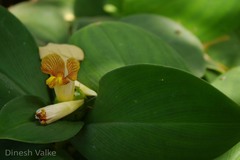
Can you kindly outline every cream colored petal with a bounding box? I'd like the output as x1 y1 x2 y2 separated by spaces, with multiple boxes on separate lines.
55 81 75 102
75 81 97 97
39 43 84 60
35 99 84 124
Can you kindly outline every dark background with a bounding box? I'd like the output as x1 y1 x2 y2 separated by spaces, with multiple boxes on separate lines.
0 0 28 7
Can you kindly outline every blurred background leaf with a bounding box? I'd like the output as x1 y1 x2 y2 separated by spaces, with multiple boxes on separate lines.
103 0 240 42
74 0 107 17
121 14 206 77
206 29 240 70
9 0 74 45
212 66 240 105
70 21 189 91
72 64 240 160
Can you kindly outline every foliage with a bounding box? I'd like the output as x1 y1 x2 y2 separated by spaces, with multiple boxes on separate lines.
1 0 240 159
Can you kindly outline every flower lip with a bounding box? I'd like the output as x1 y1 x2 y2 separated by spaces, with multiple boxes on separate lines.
41 53 65 77
66 58 80 81
41 53 80 89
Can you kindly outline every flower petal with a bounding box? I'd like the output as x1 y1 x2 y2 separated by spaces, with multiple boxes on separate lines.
66 58 80 81
75 81 97 97
55 81 75 102
41 53 65 76
46 75 69 88
39 43 84 61
35 99 84 124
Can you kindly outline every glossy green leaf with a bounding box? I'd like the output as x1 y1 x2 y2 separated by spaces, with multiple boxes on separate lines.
74 0 107 17
105 0 240 41
0 96 83 143
121 14 206 77
212 67 240 105
72 64 240 160
0 6 50 106
9 1 69 45
215 142 240 160
70 21 189 91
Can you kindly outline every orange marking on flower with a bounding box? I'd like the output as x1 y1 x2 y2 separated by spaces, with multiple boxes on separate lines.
41 53 65 76
41 53 80 90
66 58 80 81
41 53 71 88
35 109 47 125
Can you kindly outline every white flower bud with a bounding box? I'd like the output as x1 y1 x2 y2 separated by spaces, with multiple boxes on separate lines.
35 99 84 125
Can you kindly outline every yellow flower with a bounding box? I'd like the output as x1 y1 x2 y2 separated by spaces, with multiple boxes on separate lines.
40 43 84 102
35 43 97 125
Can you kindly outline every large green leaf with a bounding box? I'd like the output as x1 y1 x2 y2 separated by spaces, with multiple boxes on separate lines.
212 67 240 105
105 0 240 41
70 21 189 91
0 6 50 106
121 14 206 77
0 96 83 143
72 64 240 160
